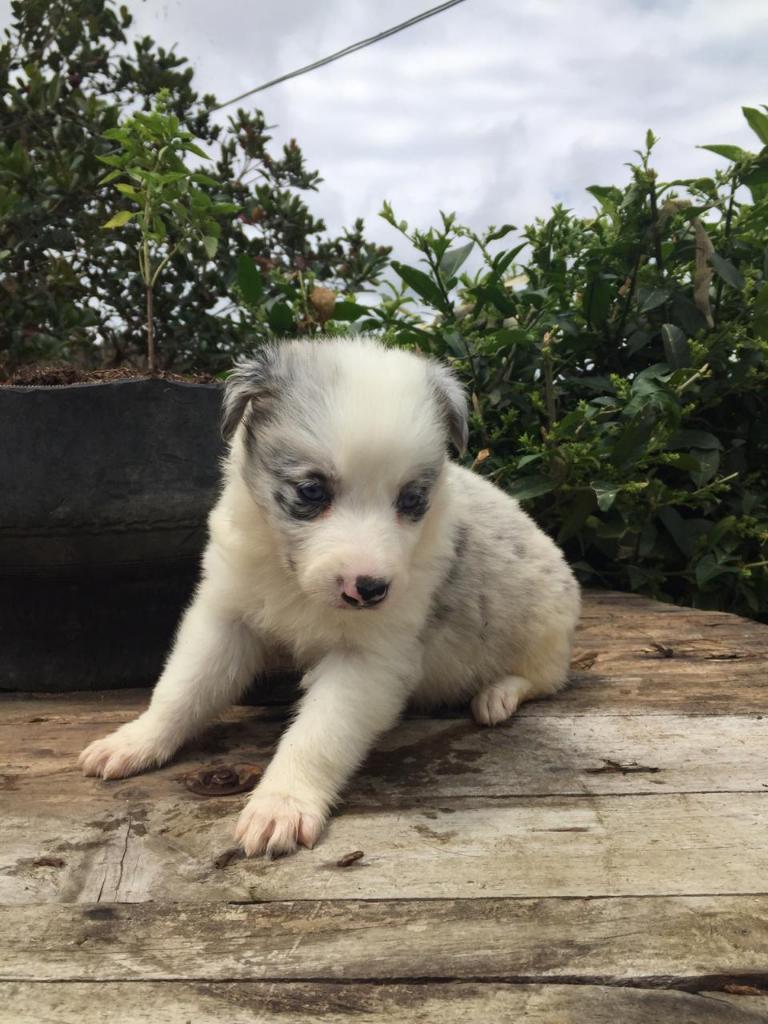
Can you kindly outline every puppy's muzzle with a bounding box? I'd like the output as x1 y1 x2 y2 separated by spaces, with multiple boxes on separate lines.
341 575 390 609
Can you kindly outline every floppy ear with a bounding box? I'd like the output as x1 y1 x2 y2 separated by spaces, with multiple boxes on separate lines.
427 359 469 455
221 347 279 441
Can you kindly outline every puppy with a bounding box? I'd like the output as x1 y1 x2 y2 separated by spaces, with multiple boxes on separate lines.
79 337 580 857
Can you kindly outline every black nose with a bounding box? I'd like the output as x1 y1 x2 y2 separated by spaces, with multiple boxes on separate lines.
356 576 390 605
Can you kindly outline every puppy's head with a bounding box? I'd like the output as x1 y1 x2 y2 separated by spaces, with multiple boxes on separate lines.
222 338 467 611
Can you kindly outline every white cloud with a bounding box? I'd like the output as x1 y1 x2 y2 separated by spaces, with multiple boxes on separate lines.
3 0 766 262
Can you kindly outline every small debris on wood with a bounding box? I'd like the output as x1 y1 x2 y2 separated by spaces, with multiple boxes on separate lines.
723 983 765 996
32 856 66 868
585 758 661 775
570 650 599 670
184 763 263 797
213 846 245 869
336 850 365 867
647 641 674 658
28 716 49 723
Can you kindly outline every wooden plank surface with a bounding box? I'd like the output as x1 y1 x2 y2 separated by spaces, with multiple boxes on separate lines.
2 895 767 983
1 982 766 1024
2 791 767 904
3 712 768 800
1 591 767 1020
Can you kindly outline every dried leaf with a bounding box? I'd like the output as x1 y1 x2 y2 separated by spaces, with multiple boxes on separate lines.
693 218 715 328
309 286 336 322
337 850 365 867
585 759 661 775
723 983 765 996
571 650 599 670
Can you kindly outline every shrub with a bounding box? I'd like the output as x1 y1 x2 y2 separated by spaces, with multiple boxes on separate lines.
0 0 388 373
373 118 768 619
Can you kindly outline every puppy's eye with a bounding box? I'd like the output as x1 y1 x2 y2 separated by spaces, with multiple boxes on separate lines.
296 480 329 505
397 487 427 517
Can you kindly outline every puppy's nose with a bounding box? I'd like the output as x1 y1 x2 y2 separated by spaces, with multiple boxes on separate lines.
355 576 390 605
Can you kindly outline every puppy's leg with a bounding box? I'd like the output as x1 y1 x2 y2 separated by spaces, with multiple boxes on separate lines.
235 649 417 858
471 622 575 727
78 583 262 779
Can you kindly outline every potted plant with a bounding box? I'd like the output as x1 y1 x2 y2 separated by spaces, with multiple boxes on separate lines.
0 86 238 690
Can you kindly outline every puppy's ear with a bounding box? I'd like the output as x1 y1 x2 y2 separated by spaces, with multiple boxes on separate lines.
428 359 469 455
221 347 279 441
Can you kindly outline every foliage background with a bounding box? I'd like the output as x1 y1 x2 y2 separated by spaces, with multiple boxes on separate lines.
1 0 766 619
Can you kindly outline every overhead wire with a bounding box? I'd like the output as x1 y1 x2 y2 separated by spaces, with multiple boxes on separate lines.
210 0 469 111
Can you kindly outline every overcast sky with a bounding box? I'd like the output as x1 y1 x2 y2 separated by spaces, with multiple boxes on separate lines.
6 0 768 261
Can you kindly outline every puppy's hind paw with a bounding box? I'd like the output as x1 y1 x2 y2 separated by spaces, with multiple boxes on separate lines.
471 675 533 727
235 791 325 859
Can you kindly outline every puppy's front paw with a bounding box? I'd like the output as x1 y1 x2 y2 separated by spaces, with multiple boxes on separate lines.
235 790 325 859
78 719 171 779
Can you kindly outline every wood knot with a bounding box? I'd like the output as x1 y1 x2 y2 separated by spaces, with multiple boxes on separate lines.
184 763 264 797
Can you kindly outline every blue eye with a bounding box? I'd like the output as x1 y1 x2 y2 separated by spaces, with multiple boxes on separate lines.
296 480 329 505
397 488 426 516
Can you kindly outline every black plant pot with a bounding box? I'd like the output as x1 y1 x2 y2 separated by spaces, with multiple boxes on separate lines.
0 379 224 691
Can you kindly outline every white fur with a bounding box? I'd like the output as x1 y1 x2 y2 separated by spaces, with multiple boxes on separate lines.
79 337 580 857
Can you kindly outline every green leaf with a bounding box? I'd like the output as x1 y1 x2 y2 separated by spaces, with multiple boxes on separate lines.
661 323 690 370
439 241 474 280
236 254 263 306
391 261 449 311
743 166 768 203
202 235 218 259
710 252 744 290
586 184 622 209
486 224 516 243
658 507 696 558
583 275 613 326
267 301 295 334
695 554 737 587
742 106 768 146
666 429 722 451
557 490 595 542
689 448 720 487
506 475 558 502
591 480 620 511
638 288 669 313
115 182 137 197
190 172 220 187
754 282 768 337
699 144 749 162
183 141 211 160
626 329 650 355
331 301 369 321
102 210 135 229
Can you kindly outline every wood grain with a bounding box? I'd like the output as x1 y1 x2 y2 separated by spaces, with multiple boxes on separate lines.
1 982 766 1024
2 590 767 1020
2 791 767 904
2 713 767 802
2 895 766 983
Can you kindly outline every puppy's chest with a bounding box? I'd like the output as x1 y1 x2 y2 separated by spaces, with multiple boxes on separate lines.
244 584 343 667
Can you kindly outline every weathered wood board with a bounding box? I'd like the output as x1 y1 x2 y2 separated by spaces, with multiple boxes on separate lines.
2 982 767 1024
1 591 767 1021
3 895 767 983
4 712 768 800
3 790 767 904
